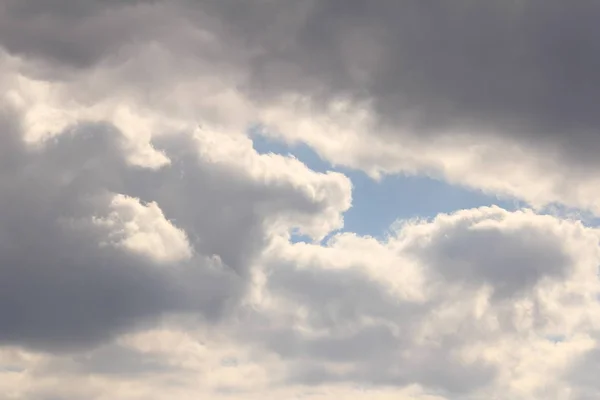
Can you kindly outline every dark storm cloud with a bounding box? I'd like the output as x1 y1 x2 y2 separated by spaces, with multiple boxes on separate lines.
4 0 600 169
0 0 166 73
0 104 335 351
219 0 600 169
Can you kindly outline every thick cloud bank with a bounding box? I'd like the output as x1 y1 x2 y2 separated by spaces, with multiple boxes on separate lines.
2 1 600 399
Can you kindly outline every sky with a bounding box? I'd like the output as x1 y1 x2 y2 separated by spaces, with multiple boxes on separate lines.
251 132 519 240
2 1 600 399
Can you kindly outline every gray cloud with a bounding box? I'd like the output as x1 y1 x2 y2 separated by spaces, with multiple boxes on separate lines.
0 115 232 351
4 1 600 170
218 0 600 170
0 102 341 352
411 218 572 299
568 348 600 400
0 0 162 71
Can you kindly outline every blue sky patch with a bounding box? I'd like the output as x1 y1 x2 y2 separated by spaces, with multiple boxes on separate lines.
251 133 519 240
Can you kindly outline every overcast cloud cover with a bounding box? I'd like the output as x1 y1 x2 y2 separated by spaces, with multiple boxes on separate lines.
2 1 600 399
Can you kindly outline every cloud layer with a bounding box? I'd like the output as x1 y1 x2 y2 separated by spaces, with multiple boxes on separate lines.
2 1 600 399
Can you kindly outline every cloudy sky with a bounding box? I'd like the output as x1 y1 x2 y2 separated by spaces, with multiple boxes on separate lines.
2 1 600 399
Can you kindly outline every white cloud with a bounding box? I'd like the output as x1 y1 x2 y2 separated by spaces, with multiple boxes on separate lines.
4 205 600 399
242 207 600 399
93 194 193 264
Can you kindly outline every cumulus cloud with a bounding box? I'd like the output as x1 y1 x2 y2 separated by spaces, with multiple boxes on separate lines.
2 1 600 399
0 99 350 352
244 207 600 398
8 206 596 399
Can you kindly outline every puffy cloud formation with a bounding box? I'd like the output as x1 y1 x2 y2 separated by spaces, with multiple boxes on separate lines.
0 110 349 352
2 1 600 399
249 209 600 397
